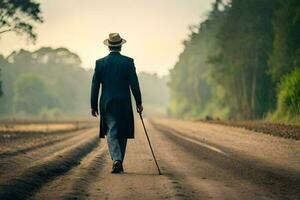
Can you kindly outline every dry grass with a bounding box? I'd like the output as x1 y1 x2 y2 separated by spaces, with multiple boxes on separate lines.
0 123 77 133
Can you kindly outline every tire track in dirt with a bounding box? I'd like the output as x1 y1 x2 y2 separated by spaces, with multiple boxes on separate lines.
0 128 100 200
0 124 94 155
32 143 108 200
151 121 300 200
0 128 97 177
0 130 83 158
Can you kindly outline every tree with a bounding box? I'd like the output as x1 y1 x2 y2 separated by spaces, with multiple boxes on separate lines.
168 0 299 122
211 0 277 119
13 74 58 115
0 55 6 98
268 0 300 122
0 68 2 97
168 0 228 118
0 47 169 117
0 0 43 42
269 0 300 82
0 47 92 115
0 0 43 98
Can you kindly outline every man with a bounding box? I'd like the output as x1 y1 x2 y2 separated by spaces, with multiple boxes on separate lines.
90 33 143 174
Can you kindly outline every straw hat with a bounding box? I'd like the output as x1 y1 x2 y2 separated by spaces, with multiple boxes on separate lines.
103 33 126 47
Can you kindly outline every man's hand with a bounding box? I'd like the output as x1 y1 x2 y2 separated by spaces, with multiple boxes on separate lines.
137 104 143 113
91 109 99 117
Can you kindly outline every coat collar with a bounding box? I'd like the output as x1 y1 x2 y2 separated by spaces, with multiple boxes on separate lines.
109 51 121 55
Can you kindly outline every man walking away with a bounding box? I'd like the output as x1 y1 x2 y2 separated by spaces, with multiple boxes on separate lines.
90 33 143 173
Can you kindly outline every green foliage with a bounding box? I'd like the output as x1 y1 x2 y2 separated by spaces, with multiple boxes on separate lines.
266 0 300 124
0 47 169 117
168 0 232 119
278 68 300 115
169 0 300 122
0 55 8 98
13 74 58 114
270 68 300 123
269 0 300 82
0 47 92 116
212 0 277 119
0 0 43 42
0 68 2 97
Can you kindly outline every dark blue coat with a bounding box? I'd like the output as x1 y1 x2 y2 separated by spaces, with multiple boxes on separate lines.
90 52 142 138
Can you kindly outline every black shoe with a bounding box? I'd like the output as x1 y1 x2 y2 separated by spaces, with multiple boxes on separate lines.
111 160 122 173
120 162 124 172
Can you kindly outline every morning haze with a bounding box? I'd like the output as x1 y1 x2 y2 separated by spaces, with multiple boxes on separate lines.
0 0 213 75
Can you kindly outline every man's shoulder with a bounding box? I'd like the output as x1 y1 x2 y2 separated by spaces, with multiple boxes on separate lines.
120 54 134 63
96 56 107 63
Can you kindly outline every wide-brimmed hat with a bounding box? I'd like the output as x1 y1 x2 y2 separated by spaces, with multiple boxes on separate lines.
103 33 126 47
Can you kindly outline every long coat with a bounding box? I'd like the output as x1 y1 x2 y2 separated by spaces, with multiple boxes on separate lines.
90 52 142 139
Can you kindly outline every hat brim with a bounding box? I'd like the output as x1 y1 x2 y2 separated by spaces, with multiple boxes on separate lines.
103 39 126 47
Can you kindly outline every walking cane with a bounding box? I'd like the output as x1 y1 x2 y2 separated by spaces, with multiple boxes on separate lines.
138 112 162 175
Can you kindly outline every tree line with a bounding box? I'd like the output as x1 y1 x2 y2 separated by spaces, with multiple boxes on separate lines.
0 47 169 118
0 47 92 117
169 0 300 123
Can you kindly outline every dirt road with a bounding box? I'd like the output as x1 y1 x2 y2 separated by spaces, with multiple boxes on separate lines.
0 118 299 200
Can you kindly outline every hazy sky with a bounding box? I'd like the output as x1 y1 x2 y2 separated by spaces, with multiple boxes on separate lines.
0 0 213 76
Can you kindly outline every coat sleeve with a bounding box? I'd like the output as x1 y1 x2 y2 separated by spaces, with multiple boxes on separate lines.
90 61 101 111
129 59 142 106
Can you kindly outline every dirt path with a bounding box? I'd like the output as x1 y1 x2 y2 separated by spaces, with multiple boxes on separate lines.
0 118 299 200
150 118 300 200
32 120 177 200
